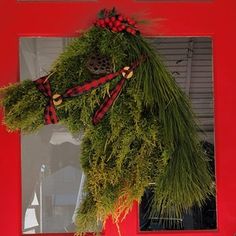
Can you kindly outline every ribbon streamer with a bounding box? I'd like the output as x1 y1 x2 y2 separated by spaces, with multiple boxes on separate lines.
93 77 126 125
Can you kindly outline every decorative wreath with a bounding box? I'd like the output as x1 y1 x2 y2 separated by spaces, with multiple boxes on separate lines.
0 8 214 235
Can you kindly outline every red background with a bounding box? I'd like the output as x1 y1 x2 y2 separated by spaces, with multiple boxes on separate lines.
0 0 236 235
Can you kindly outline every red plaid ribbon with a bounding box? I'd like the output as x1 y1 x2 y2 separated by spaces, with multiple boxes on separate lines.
62 71 122 98
35 57 144 125
92 77 126 125
35 76 59 124
92 57 145 125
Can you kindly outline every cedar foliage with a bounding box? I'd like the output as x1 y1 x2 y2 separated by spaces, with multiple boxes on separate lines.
0 16 213 235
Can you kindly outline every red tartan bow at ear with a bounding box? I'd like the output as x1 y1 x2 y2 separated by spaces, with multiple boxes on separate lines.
35 57 144 125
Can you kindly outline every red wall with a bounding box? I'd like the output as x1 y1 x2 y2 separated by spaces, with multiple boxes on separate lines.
0 0 236 236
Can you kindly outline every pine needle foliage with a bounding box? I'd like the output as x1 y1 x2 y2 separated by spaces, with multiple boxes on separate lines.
0 17 214 235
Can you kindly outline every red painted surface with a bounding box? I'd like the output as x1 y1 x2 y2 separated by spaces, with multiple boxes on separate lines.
0 0 236 236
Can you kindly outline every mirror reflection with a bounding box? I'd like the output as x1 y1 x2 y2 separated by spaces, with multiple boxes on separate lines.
20 37 216 233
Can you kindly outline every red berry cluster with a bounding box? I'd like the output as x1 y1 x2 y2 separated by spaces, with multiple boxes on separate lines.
94 14 139 35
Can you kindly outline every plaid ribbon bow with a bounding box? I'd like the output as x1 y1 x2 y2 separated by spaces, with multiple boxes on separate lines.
35 76 60 124
35 57 144 125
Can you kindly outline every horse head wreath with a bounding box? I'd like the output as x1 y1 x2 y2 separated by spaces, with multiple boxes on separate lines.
0 8 214 235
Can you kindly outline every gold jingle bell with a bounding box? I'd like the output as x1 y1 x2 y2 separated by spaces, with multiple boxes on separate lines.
52 94 62 106
122 66 133 79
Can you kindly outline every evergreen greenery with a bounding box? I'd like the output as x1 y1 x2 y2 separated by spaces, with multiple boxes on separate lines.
0 18 214 235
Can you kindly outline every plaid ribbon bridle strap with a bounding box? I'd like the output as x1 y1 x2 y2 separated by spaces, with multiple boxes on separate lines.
35 76 59 124
34 71 124 125
92 58 143 125
35 57 144 125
